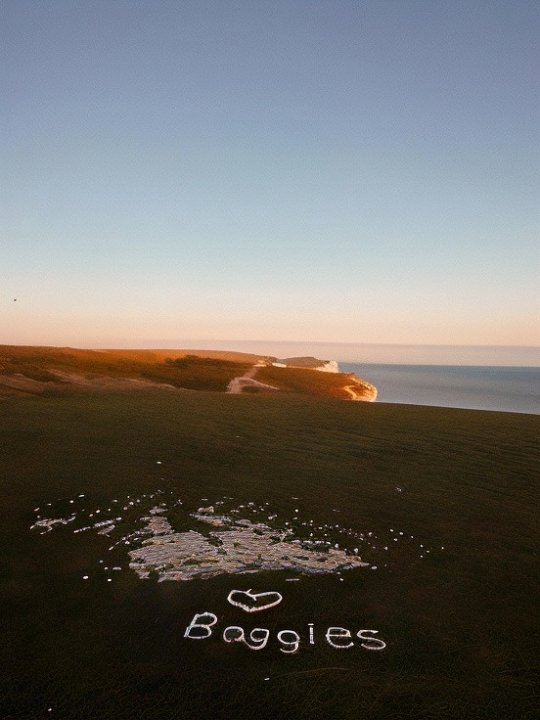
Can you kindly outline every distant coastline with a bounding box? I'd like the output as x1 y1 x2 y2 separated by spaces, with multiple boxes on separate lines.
0 345 376 402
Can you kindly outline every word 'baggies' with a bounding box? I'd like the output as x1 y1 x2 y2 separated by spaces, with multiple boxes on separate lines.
184 612 386 654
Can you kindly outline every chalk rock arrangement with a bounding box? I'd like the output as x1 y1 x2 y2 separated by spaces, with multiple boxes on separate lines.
128 507 369 582
30 516 76 533
29 489 444 584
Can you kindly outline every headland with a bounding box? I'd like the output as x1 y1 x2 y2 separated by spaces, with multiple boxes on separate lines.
0 344 377 401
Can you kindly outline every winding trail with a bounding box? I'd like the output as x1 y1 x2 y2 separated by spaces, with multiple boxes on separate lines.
227 364 377 401
227 365 279 394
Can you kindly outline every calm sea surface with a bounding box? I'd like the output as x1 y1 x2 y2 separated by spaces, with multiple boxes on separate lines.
340 363 540 415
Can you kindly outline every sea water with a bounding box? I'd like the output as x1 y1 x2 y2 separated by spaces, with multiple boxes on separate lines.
340 364 540 415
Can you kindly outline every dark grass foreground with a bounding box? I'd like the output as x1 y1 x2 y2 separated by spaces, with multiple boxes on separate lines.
1 390 538 720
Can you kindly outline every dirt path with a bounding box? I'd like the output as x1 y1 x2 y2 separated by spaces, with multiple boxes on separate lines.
227 365 279 394
0 374 52 395
0 371 181 396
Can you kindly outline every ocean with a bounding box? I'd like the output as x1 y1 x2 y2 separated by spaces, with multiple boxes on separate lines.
340 363 540 415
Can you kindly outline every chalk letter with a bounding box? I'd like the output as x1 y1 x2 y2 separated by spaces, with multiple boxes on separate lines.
223 626 270 650
357 629 386 651
223 626 246 644
325 627 354 649
277 629 300 654
246 627 270 650
184 612 218 640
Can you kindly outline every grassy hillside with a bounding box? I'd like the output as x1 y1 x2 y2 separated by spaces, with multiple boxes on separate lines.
0 345 375 399
1 389 538 719
257 365 376 400
0 345 256 393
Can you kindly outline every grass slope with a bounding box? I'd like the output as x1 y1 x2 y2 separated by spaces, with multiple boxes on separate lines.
1 390 538 719
0 345 256 393
257 365 375 399
0 344 375 400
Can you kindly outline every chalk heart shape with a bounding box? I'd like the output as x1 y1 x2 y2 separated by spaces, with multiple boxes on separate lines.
227 589 283 614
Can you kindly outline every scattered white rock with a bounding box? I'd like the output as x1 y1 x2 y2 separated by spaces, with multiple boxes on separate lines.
31 491 447 584
31 517 75 533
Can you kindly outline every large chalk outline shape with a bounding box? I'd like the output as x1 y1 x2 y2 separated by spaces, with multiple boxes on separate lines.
227 589 283 613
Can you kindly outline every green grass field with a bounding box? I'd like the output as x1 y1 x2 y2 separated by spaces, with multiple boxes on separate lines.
1 389 538 719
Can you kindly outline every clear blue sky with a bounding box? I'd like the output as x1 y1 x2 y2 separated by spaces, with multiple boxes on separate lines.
2 0 539 358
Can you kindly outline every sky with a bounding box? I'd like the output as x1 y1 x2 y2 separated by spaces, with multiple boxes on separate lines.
1 0 539 363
